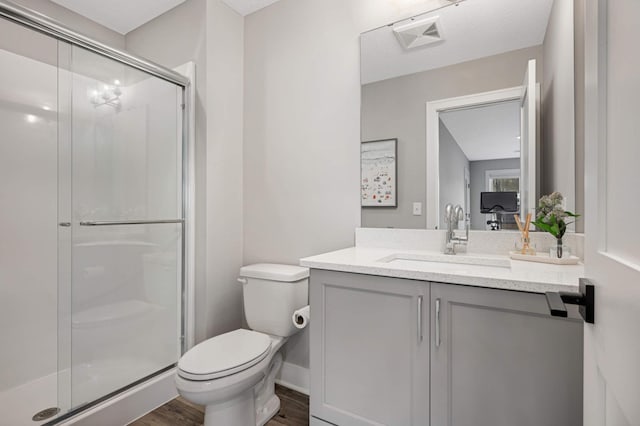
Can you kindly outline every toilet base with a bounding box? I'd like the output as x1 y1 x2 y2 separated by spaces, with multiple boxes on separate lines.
256 394 280 426
176 334 288 426
204 388 255 426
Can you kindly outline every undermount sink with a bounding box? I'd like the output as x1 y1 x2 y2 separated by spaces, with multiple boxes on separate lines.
376 252 511 271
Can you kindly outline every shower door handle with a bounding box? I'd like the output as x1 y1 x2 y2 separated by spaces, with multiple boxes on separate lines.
79 219 184 226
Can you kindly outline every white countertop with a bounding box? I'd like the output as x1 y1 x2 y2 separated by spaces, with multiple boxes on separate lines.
300 247 583 293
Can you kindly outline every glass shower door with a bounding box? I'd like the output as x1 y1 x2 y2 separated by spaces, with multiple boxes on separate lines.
63 45 184 409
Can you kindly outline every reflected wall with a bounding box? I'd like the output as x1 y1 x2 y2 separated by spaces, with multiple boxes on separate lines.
361 46 543 229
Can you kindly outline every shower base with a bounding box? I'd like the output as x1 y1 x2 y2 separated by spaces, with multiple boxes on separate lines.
0 372 58 426
0 358 172 426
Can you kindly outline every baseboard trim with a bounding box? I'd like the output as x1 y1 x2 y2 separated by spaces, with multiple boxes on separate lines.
275 362 309 396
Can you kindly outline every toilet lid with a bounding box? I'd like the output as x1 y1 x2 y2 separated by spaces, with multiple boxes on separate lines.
178 329 271 381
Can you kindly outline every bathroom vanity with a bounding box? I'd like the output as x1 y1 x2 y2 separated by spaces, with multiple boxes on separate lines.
302 230 584 426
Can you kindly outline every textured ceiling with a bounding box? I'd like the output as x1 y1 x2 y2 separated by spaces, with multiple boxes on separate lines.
440 100 521 162
50 0 187 34
221 0 283 16
50 0 284 33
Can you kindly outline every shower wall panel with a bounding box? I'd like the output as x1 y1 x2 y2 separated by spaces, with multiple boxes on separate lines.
0 20 58 394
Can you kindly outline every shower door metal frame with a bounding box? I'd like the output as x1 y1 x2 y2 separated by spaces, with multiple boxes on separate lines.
0 0 193 421
0 1 188 87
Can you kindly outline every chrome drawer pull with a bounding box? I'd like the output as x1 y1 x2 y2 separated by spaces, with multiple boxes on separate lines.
417 296 423 342
435 298 441 348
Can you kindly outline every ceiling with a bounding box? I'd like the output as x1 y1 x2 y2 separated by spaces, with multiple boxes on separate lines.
361 0 554 84
50 0 284 34
439 100 521 162
50 0 187 34
222 0 283 16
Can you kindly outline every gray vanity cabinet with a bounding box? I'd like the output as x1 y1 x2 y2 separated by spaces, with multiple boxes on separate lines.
309 270 584 426
430 283 583 426
309 270 429 426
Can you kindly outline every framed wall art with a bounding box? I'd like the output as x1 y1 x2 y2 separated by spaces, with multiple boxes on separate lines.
361 138 397 207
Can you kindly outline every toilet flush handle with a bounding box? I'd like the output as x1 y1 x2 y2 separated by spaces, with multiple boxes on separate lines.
237 277 248 285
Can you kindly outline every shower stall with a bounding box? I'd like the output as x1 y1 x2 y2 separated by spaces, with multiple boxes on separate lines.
0 2 191 424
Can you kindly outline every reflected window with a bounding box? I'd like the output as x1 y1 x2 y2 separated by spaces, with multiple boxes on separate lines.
486 169 520 193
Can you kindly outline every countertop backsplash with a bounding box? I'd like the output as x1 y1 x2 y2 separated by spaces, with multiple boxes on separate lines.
355 228 584 260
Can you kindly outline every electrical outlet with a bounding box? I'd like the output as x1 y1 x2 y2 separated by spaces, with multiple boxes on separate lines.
413 202 422 216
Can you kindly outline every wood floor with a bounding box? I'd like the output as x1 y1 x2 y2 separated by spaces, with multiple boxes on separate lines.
129 384 309 426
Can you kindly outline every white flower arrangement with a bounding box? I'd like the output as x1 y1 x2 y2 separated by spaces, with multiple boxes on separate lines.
532 192 579 239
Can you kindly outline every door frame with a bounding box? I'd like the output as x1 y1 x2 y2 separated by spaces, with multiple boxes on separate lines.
425 86 523 229
175 61 196 353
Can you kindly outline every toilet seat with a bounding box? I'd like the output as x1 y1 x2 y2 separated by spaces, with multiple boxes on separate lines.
178 329 272 381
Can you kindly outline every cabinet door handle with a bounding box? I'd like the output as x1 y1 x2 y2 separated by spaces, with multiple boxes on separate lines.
417 296 423 342
435 298 441 348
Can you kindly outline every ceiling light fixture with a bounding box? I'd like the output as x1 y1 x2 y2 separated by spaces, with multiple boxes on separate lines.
393 15 445 50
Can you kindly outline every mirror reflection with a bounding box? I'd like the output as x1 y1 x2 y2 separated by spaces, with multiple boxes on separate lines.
360 0 577 230
438 100 521 230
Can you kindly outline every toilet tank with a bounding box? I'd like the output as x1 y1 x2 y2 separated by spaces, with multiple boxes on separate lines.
239 264 309 337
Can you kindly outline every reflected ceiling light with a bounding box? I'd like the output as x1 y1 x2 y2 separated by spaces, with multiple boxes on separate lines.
91 83 123 109
42 105 51 111
114 79 121 86
25 114 38 123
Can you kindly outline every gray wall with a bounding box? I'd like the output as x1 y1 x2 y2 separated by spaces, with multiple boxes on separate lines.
469 158 521 230
202 0 245 340
438 120 469 229
542 0 577 219
361 46 543 229
126 0 245 343
242 0 445 372
244 0 360 369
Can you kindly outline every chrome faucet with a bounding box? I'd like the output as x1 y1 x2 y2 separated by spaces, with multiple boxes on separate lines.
444 203 469 255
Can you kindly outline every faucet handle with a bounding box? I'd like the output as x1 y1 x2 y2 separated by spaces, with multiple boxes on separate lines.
444 203 454 223
453 205 464 222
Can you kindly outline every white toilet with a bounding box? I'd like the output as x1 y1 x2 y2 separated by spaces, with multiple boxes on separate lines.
175 263 309 426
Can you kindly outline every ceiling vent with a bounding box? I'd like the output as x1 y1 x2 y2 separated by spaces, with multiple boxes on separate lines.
393 16 444 50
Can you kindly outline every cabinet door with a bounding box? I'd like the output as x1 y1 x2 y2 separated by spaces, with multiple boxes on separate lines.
430 283 583 426
310 270 429 426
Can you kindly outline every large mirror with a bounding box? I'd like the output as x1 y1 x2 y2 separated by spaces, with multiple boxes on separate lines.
360 0 578 230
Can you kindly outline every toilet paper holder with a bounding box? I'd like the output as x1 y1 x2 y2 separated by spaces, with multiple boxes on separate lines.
292 306 310 329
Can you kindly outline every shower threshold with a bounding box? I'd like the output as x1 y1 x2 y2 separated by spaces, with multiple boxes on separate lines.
0 362 175 426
